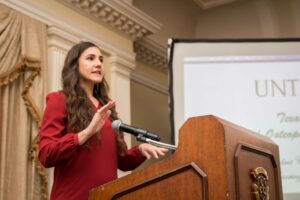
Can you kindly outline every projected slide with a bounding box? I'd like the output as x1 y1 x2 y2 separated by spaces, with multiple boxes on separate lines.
169 39 300 199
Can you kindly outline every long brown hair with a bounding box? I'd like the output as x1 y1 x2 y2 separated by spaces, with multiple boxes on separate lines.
61 41 127 155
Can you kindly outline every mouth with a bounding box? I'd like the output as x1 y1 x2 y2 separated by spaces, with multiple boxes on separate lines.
92 71 102 75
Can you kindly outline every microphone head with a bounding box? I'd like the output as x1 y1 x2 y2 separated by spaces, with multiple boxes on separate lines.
111 120 122 133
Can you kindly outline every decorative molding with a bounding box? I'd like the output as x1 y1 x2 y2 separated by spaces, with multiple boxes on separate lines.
193 0 240 9
234 143 279 200
2 0 135 64
131 71 168 95
134 38 168 73
57 0 162 40
112 162 208 199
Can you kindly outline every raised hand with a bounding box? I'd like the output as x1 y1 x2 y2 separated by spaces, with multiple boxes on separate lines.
78 100 115 145
88 100 115 134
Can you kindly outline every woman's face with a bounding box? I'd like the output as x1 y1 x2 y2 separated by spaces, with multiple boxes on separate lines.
78 46 104 87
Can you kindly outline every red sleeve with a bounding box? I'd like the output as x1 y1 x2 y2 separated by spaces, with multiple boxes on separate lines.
38 92 79 168
118 145 146 171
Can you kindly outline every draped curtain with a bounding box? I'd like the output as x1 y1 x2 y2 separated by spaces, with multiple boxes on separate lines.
0 4 48 200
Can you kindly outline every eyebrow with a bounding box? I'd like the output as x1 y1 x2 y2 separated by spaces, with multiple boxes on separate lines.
86 54 103 58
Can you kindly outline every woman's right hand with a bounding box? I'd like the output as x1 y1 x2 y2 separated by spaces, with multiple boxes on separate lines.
78 100 115 145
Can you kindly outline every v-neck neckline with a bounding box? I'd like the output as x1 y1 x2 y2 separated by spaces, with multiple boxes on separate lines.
88 97 101 110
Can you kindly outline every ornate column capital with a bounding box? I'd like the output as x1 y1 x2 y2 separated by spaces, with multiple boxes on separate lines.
134 38 168 73
108 55 136 77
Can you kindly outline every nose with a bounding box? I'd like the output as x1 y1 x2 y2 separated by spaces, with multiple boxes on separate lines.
95 59 102 68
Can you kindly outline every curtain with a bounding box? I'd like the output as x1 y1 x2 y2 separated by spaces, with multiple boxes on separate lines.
0 4 48 200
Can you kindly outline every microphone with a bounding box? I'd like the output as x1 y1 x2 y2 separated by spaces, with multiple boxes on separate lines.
111 120 161 141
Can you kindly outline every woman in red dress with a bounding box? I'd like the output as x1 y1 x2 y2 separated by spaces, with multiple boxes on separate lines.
39 41 168 200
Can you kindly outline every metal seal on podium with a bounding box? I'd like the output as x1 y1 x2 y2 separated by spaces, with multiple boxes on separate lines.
250 167 270 200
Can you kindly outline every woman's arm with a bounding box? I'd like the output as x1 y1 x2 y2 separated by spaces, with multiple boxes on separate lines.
38 92 80 168
39 92 115 168
118 143 169 171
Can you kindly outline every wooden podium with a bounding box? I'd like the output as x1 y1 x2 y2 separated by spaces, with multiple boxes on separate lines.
89 115 283 200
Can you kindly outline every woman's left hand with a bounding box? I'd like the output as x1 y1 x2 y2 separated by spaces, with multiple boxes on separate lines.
138 143 169 159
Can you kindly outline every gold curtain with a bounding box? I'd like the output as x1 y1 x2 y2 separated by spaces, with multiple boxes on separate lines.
0 4 48 200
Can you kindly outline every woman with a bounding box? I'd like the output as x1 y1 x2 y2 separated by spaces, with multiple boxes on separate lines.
39 41 168 200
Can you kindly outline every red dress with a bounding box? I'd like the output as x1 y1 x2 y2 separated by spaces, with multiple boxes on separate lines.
39 92 146 200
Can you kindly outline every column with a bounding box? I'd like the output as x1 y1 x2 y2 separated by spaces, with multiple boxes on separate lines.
108 55 136 177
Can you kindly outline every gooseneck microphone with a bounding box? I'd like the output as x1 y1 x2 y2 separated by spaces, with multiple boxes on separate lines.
111 120 161 141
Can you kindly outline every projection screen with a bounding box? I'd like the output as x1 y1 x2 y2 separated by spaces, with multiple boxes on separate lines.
168 38 300 199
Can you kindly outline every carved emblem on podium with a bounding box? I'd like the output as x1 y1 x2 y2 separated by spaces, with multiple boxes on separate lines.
250 167 270 200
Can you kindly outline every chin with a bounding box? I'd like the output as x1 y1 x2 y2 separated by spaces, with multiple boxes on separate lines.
93 78 103 84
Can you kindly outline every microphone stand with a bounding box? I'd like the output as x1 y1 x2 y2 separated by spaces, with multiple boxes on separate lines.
136 135 177 151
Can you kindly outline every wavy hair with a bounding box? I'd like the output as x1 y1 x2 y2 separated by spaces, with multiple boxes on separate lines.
61 41 127 155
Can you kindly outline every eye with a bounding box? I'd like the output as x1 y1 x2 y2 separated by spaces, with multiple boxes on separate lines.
87 56 94 61
99 57 104 63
